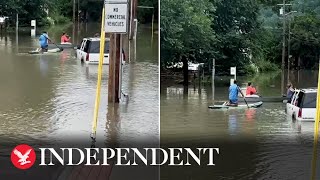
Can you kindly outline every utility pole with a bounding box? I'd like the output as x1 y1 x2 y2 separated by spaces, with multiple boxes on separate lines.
106 1 128 103
281 0 286 71
212 58 215 101
108 33 122 103
73 0 76 23
287 11 297 83
108 34 121 103
78 0 80 23
108 34 116 103
130 0 138 40
277 2 293 69
288 17 291 65
278 2 292 95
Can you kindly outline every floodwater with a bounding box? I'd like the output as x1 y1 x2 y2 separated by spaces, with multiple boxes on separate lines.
160 71 320 179
0 23 159 149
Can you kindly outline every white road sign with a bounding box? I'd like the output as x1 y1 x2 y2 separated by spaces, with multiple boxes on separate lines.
105 0 128 3
230 67 236 75
31 20 36 27
105 3 128 33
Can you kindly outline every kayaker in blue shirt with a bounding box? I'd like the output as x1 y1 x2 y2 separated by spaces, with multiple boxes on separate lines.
229 80 239 105
39 31 50 52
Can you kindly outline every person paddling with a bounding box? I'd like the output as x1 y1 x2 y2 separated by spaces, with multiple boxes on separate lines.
228 80 240 106
39 31 50 52
61 32 71 43
246 82 257 95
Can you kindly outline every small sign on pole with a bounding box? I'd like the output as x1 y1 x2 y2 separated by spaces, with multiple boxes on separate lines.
31 20 36 27
230 66 236 80
104 3 128 33
31 20 36 37
230 67 236 75
279 7 283 15
105 0 128 3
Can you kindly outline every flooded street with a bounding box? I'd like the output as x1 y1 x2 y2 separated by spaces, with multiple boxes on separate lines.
160 71 320 179
0 23 159 148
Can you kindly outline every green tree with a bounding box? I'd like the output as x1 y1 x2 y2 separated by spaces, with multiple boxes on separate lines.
291 13 320 68
161 0 216 85
210 0 260 74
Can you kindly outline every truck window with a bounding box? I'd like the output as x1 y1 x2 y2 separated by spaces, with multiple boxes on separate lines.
84 40 90 53
301 92 317 108
296 92 304 107
80 40 86 50
89 41 110 53
291 91 299 105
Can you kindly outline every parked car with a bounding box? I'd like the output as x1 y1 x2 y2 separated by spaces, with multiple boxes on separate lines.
286 88 317 121
76 37 125 65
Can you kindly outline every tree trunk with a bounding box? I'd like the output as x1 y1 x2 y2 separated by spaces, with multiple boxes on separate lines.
182 56 189 86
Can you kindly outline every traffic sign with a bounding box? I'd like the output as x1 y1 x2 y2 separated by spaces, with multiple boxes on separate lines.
105 0 128 4
105 3 128 33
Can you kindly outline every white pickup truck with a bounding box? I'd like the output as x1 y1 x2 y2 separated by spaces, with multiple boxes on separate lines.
76 37 125 65
286 88 317 121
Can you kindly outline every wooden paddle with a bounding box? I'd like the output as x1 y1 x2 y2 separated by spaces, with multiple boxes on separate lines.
238 86 249 109
48 38 63 51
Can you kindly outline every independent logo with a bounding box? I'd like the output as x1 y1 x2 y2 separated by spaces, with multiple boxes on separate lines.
11 144 36 169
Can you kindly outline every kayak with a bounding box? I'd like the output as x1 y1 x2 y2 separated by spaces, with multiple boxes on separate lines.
48 43 74 49
28 48 63 54
208 101 263 109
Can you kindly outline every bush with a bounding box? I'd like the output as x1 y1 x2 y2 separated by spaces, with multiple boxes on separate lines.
257 60 279 72
37 17 51 27
245 63 259 75
51 14 70 24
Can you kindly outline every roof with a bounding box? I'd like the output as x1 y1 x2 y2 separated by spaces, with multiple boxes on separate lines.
300 88 317 93
82 37 111 41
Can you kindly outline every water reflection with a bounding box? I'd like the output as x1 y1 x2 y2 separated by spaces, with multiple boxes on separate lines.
39 55 49 77
105 104 120 148
245 108 256 122
228 114 238 136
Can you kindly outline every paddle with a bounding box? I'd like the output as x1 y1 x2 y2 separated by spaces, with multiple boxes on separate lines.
238 86 249 109
48 38 63 51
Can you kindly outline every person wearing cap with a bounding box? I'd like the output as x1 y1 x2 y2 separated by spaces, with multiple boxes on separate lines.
39 31 50 52
228 80 240 106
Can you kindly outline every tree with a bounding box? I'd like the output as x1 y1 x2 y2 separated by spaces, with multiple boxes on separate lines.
290 13 320 68
0 0 156 27
161 0 216 85
210 0 260 74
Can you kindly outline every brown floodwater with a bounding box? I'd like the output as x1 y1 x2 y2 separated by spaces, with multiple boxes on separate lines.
160 70 320 179
0 23 159 149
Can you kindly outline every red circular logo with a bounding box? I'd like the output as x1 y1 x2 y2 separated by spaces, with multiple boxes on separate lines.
11 144 36 170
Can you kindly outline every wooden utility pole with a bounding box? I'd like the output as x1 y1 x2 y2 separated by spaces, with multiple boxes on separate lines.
108 34 116 103
114 35 121 103
106 1 128 103
108 34 121 103
73 0 76 23
212 58 215 101
130 0 138 40
281 0 286 72
277 2 292 95
78 0 80 23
